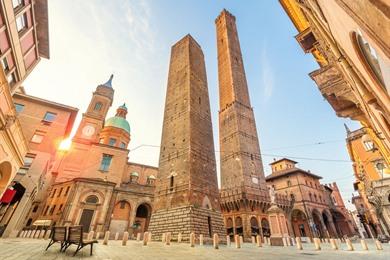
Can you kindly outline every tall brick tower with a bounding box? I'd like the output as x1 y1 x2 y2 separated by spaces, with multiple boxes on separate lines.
148 35 224 241
216 10 273 240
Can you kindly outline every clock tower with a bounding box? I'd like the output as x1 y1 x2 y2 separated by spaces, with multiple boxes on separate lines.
73 75 114 144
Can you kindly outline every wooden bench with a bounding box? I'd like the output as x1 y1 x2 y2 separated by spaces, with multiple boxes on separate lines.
45 226 67 252
63 226 98 256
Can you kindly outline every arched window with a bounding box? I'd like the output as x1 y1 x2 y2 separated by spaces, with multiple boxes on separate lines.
388 193 390 203
309 193 313 201
94 102 103 111
169 176 174 191
86 195 99 204
353 31 390 94
287 180 291 187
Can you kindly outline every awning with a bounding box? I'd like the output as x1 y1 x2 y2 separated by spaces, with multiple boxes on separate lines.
32 219 52 226
0 189 16 203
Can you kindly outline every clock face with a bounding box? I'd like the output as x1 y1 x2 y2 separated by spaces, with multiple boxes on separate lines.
82 125 95 137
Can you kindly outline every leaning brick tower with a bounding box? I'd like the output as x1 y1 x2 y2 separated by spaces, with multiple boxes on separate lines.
148 34 225 242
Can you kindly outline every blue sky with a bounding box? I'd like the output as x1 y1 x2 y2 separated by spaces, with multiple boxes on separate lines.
25 0 360 207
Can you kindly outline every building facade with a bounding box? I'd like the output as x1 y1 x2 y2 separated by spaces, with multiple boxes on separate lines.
27 76 158 239
266 158 355 240
216 9 290 242
148 34 225 242
346 125 390 236
279 0 390 166
0 92 77 238
0 0 49 199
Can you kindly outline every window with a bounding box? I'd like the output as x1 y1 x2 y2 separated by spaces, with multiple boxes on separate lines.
57 187 63 197
86 195 99 204
31 132 44 143
169 176 174 191
99 154 112 171
43 206 49 216
120 142 126 149
17 168 28 175
309 193 312 201
1 57 9 71
108 138 116 146
49 205 56 215
94 102 103 111
43 112 57 122
314 194 317 202
99 138 104 144
16 14 27 32
32 206 38 213
64 186 70 196
12 0 22 8
287 180 291 187
353 31 390 94
51 189 56 198
23 155 35 167
120 201 126 209
59 204 63 211
7 73 15 84
14 103 24 113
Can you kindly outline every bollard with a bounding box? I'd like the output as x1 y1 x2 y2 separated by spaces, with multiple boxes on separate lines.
226 235 231 247
345 238 354 251
88 231 94 240
296 237 303 250
122 232 129 246
239 235 244 245
266 237 271 245
115 232 119 240
148 232 152 242
291 237 296 246
39 230 45 239
34 230 40 239
44 230 51 240
375 239 383 250
143 232 149 246
19 231 24 238
330 238 338 250
213 234 219 249
162 233 166 243
252 236 256 245
256 235 262 247
314 238 321 251
177 232 182 243
360 239 368 250
103 231 110 245
287 236 292 246
282 237 287 247
137 232 141 242
166 232 171 245
95 232 100 240
199 234 204 246
190 232 195 247
235 234 241 249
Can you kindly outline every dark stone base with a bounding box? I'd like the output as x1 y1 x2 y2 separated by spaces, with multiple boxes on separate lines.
148 205 225 243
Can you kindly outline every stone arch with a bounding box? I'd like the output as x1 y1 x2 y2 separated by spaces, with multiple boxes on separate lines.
331 209 352 237
291 208 310 239
322 209 335 237
311 208 325 238
235 216 243 236
110 200 132 235
250 216 259 236
0 161 12 192
226 217 234 238
133 203 152 236
261 218 270 237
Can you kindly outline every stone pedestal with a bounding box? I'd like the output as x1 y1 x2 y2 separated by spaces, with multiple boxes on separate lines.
148 206 225 243
267 204 289 246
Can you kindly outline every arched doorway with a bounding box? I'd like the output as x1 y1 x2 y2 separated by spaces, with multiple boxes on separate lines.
0 161 12 193
261 218 270 237
133 203 151 236
235 216 243 236
250 217 259 236
226 218 234 238
322 211 334 237
110 200 131 235
312 210 325 238
79 195 99 232
331 210 351 237
291 209 310 239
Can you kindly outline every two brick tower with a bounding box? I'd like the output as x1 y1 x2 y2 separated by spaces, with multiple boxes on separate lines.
148 9 268 241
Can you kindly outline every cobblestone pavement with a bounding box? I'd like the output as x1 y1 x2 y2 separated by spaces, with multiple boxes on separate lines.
0 238 389 259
